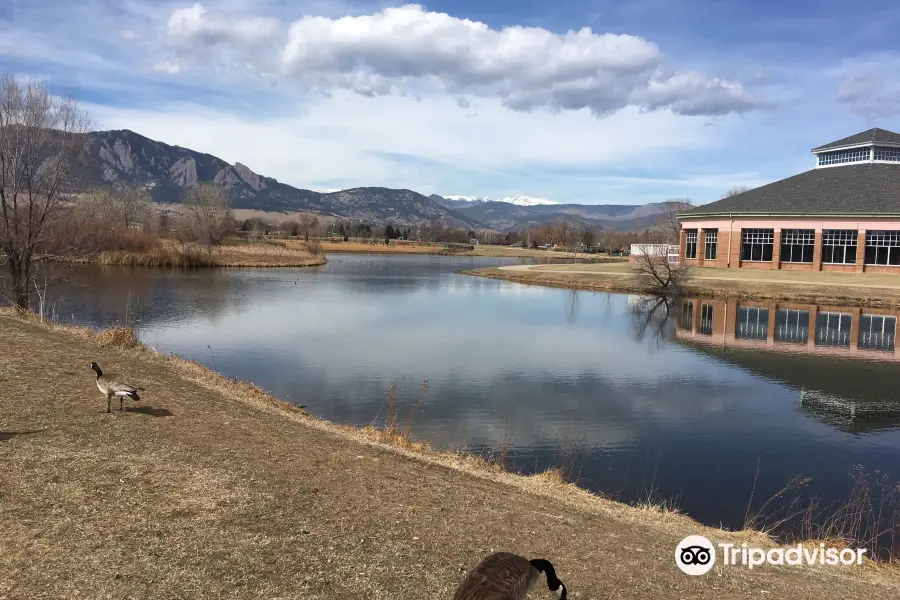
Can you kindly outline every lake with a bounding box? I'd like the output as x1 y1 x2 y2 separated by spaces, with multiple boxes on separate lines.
47 254 900 546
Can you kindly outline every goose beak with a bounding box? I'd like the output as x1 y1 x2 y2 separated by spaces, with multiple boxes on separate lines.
554 583 567 599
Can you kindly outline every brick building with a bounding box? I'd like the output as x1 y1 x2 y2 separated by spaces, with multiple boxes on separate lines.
677 128 900 272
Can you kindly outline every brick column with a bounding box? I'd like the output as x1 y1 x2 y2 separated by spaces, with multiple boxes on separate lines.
856 230 866 273
767 304 777 347
849 307 861 350
678 228 687 266
713 299 726 336
725 299 737 342
812 231 823 271
692 300 701 335
771 229 781 269
807 304 819 348
697 229 706 266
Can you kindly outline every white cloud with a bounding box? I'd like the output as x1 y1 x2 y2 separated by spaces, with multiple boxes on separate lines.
120 30 140 42
85 91 720 196
163 2 283 75
161 3 766 117
151 60 182 75
832 53 900 119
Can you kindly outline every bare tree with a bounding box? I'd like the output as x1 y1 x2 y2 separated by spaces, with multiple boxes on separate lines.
180 183 232 245
0 75 91 310
629 295 674 346
80 184 152 230
632 245 690 295
299 213 320 242
722 186 751 199
651 197 694 244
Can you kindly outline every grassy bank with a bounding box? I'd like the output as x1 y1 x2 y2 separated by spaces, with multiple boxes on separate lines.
60 240 326 268
466 263 900 308
1 311 897 598
317 240 628 261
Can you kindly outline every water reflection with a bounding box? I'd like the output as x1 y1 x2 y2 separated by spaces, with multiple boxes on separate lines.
42 257 900 533
673 297 900 432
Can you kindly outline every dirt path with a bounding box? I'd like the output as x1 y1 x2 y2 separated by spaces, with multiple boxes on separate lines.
0 316 895 599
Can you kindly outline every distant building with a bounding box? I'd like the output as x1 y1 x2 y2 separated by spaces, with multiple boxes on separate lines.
677 128 900 272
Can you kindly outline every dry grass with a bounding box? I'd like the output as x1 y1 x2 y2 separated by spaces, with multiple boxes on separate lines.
1 309 899 598
466 264 900 308
60 239 326 268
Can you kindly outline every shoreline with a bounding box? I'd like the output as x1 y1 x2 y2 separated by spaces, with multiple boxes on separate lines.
1 308 898 597
51 241 327 269
464 265 900 309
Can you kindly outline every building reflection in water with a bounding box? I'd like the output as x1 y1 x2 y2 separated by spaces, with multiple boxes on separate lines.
675 298 898 357
673 298 900 432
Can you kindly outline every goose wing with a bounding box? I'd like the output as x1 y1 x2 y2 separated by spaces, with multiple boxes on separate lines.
454 552 537 600
103 374 143 395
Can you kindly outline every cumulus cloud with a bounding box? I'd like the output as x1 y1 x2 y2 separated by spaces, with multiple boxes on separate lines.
162 2 283 74
833 53 900 118
160 3 766 117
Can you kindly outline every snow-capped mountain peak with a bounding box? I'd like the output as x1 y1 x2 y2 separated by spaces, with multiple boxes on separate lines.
495 195 559 206
444 195 489 202
441 194 558 206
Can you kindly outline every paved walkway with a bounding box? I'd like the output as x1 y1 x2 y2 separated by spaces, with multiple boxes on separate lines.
497 264 900 290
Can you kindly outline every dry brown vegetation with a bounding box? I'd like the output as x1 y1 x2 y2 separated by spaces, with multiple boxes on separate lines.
61 237 326 268
466 263 900 309
1 310 899 598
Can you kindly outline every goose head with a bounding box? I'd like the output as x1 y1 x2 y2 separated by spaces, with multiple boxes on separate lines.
90 362 102 376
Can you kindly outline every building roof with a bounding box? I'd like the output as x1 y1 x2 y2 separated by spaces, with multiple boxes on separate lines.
680 163 900 217
812 128 900 152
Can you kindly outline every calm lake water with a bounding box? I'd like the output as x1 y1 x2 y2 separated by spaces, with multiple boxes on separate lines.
48 254 900 539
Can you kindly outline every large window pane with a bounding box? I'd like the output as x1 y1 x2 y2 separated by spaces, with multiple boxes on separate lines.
704 229 718 260
736 306 769 340
817 146 870 166
685 229 698 259
865 231 900 265
781 229 815 263
700 303 714 336
742 229 774 262
858 315 896 351
815 312 852 347
873 146 900 162
774 309 809 343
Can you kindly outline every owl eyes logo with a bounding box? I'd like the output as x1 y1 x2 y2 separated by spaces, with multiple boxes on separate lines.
675 536 716 575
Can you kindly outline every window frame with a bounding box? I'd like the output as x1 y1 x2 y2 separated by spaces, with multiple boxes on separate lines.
740 228 774 262
821 229 858 265
684 229 698 260
873 146 900 162
817 146 871 166
735 306 769 340
774 308 809 344
864 231 900 266
858 314 897 352
814 311 852 347
704 229 718 260
780 229 815 264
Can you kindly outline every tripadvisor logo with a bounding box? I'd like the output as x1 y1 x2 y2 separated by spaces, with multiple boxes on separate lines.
675 535 868 575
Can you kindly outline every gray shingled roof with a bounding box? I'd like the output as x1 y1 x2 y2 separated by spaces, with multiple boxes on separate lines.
812 128 900 152
681 163 900 217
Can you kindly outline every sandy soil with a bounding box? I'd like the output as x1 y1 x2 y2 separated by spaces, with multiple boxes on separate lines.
0 315 896 599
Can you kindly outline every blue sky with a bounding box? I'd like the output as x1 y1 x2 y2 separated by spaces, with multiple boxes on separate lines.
2 0 900 205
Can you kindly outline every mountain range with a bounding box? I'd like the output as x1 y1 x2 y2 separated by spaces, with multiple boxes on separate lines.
440 194 559 207
71 128 671 231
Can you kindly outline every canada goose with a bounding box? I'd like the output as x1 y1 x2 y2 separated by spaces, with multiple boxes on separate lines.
453 552 567 600
90 362 145 413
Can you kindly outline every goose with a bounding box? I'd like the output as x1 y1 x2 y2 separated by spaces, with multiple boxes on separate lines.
90 362 145 413
453 552 567 600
